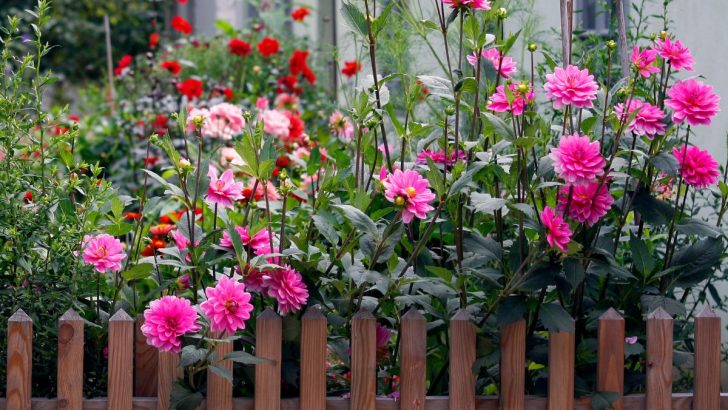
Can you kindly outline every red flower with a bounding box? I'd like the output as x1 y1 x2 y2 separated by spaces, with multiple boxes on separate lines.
150 224 175 236
228 38 252 57
68 114 81 122
160 60 182 76
341 60 362 78
176 78 204 99
177 0 187 3
257 37 280 57
144 156 159 166
114 54 133 76
171 16 193 35
276 155 290 168
149 32 160 49
277 76 302 95
291 7 310 22
223 87 234 101
285 111 305 144
152 114 169 135
289 50 316 84
124 212 142 220
23 191 33 203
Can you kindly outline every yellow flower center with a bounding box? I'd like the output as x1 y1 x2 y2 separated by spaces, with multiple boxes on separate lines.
405 187 417 198
395 196 406 206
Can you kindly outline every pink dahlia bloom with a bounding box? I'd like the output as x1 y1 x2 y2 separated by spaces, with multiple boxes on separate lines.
82 234 125 272
540 206 572 252
265 265 309 315
415 149 467 168
468 49 517 79
274 92 300 112
382 169 436 223
557 182 613 226
170 229 196 252
220 226 269 249
329 110 355 143
201 103 246 140
261 109 291 138
206 166 244 209
544 65 599 109
376 323 392 349
442 0 491 10
241 266 268 293
550 134 606 185
220 147 244 168
200 276 254 334
652 37 694 71
665 79 720 126
630 46 660 78
672 145 720 188
613 99 666 138
141 295 200 352
487 83 535 115
186 107 210 133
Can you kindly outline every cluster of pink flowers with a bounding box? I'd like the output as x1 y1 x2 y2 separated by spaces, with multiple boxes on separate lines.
220 225 269 250
187 102 245 140
630 46 660 78
264 266 310 314
383 169 436 224
487 83 535 115
613 99 666 138
544 65 599 109
442 0 491 10
468 48 517 79
329 111 355 143
557 182 613 226
415 149 467 168
653 36 694 71
200 276 255 334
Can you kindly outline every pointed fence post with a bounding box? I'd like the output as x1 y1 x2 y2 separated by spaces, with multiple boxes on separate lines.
500 319 525 410
157 351 181 410
6 309 32 410
400 308 426 410
58 309 84 410
597 308 624 410
108 310 134 410
548 321 575 410
255 308 282 410
352 310 376 410
135 314 158 397
207 331 233 409
449 309 475 410
694 306 720 410
300 308 327 410
646 307 673 410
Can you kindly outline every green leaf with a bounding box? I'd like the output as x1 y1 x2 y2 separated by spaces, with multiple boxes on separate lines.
449 162 486 195
591 391 620 410
341 1 368 37
170 382 204 410
482 113 515 140
333 204 378 239
563 258 585 288
497 295 527 326
208 364 233 383
312 214 340 245
651 152 679 176
470 193 507 214
671 238 723 287
540 303 574 332
180 345 209 367
676 218 722 238
110 196 124 219
215 19 237 37
143 170 185 198
121 263 154 281
632 189 674 225
105 222 134 237
629 233 654 275
224 351 271 365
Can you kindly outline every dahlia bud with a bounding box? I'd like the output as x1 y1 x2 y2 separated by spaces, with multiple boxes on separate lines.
649 33 657 41
659 31 668 40
365 117 380 130
176 274 191 290
606 40 617 51
445 105 456 116
253 65 261 73
496 8 508 19
191 115 205 130
527 43 538 52
149 134 160 145
516 82 529 94
178 157 194 173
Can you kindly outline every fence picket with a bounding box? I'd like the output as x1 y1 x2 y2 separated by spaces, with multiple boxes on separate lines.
646 307 673 410
156 351 181 410
500 319 525 410
108 309 134 410
400 308 426 410
300 308 327 410
135 315 158 397
352 310 376 410
449 309 475 410
255 308 282 410
6 309 32 410
694 306 720 410
597 308 624 410
58 308 84 410
207 331 233 410
548 323 575 410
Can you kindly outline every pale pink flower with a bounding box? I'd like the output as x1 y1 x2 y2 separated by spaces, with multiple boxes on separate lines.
329 110 355 143
200 276 254 334
630 46 660 78
206 166 244 209
201 103 246 140
274 92 300 111
220 147 244 167
220 226 269 249
261 109 291 138
376 323 392 349
557 182 613 226
613 99 666 138
82 234 125 272
256 97 270 110
383 169 436 223
468 49 517 79
442 0 491 10
652 37 694 71
550 134 605 185
540 206 572 252
415 149 467 168
243 180 281 202
141 295 200 352
544 65 599 109
625 336 638 344
186 107 210 133
672 145 720 188
665 79 720 126
487 83 535 115
265 265 309 315
241 266 268 293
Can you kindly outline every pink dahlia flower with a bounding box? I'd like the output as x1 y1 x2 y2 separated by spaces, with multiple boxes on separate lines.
468 49 517 79
544 65 599 109
220 226 269 249
672 145 720 188
170 229 196 252
206 166 244 209
376 323 392 349
442 0 491 10
540 206 572 252
550 134 606 185
382 169 436 223
82 234 125 272
613 99 666 138
201 103 246 140
652 37 694 71
265 265 309 315
241 266 268 293
487 83 535 115
220 147 244 168
329 110 355 143
261 109 291 138
557 182 613 226
665 79 720 126
630 46 660 78
141 295 200 352
415 149 467 168
200 276 254 334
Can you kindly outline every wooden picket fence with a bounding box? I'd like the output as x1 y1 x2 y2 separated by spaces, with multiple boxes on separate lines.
1 305 726 409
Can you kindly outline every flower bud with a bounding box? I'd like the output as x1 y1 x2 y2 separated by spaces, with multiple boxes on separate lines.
445 105 456 116
606 40 617 51
365 117 379 129
149 134 160 145
191 115 205 129
649 33 657 41
659 30 668 40
496 8 508 19
516 82 529 94
253 65 261 73
527 43 538 52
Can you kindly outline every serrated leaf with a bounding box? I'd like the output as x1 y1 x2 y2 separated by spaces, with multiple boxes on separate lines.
540 303 574 332
121 263 153 281
333 204 378 239
224 351 271 365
